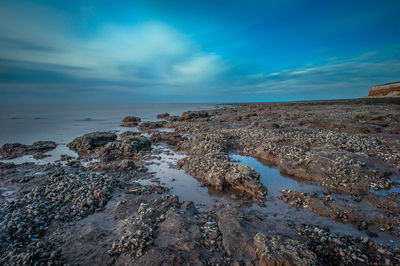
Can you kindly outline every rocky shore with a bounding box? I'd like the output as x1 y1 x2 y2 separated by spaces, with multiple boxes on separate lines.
1 98 400 265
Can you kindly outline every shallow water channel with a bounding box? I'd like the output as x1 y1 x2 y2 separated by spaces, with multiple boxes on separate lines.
231 154 400 247
230 153 321 196
138 144 232 209
139 145 399 247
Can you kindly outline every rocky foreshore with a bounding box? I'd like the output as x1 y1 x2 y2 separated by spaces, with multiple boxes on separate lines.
1 98 400 265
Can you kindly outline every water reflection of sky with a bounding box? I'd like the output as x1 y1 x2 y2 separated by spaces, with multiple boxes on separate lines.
0 103 217 145
229 153 321 196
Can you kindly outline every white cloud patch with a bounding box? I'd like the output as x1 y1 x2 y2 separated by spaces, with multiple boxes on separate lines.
0 2 228 96
171 54 227 83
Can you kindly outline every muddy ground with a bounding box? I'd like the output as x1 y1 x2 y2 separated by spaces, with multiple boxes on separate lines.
1 98 400 265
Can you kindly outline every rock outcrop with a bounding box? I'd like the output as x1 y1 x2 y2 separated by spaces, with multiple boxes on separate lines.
179 111 209 121
98 135 151 162
0 141 57 159
122 116 141 123
156 112 170 119
177 153 266 198
150 132 183 146
67 131 117 154
67 131 151 163
121 116 141 127
138 121 167 131
367 82 400 97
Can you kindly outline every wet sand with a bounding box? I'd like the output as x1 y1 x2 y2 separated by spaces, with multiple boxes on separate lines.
1 98 400 265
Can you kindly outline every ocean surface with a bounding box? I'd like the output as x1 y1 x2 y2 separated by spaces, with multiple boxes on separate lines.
0 103 218 163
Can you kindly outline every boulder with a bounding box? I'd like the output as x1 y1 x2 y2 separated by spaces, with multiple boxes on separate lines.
122 116 141 123
67 132 117 154
29 141 57 152
157 112 170 119
138 121 167 131
121 116 141 127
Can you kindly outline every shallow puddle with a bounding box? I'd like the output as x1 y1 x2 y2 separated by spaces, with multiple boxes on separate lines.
230 153 321 196
139 144 232 209
370 187 400 196
140 149 399 246
229 153 400 247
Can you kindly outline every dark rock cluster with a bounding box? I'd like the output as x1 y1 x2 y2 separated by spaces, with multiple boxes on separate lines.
138 121 167 131
0 141 57 159
156 112 170 119
98 134 151 162
0 165 115 265
120 116 141 127
68 131 151 164
67 131 117 154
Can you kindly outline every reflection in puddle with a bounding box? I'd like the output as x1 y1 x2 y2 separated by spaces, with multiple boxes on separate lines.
140 144 232 209
229 153 399 246
230 154 321 196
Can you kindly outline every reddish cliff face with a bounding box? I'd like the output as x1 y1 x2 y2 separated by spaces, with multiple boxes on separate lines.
367 82 400 97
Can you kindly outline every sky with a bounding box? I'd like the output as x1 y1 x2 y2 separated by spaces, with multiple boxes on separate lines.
0 0 399 104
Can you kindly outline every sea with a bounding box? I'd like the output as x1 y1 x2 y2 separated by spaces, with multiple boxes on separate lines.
0 103 218 163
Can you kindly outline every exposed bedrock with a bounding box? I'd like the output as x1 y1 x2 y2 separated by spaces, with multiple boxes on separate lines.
172 124 398 194
68 131 151 163
367 81 400 97
178 153 266 198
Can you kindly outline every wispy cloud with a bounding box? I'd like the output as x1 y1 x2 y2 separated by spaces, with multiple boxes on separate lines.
222 45 400 100
0 1 399 103
0 2 229 101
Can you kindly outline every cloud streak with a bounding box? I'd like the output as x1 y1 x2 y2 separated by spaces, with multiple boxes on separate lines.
228 48 400 100
0 1 399 103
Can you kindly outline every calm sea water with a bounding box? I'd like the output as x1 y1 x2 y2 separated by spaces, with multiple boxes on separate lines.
0 103 218 145
0 103 218 163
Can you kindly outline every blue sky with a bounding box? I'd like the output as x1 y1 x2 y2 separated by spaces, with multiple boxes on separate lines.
0 0 399 103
